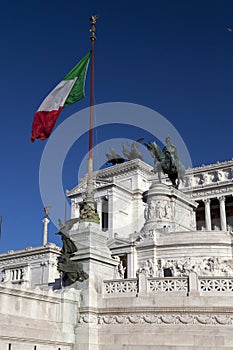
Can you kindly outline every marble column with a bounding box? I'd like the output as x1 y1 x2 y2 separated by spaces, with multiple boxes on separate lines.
42 217 50 245
96 197 102 229
107 190 114 239
203 198 211 231
218 196 227 231
127 243 137 278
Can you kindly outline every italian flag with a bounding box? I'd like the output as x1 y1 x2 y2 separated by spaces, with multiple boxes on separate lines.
31 51 91 142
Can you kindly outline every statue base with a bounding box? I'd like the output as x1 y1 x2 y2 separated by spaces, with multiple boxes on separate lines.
141 182 198 235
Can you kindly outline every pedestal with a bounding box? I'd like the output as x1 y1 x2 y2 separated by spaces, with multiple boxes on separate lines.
136 182 198 271
70 221 118 350
142 182 198 234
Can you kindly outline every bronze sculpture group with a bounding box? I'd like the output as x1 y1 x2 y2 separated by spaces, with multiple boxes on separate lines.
56 218 88 285
106 136 185 189
145 137 185 189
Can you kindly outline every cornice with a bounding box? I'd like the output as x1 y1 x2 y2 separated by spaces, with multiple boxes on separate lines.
67 176 117 197
189 159 233 173
0 243 61 265
188 185 233 200
96 159 153 179
68 158 233 197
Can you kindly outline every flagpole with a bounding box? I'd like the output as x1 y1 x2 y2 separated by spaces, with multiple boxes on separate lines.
89 15 96 164
80 15 100 224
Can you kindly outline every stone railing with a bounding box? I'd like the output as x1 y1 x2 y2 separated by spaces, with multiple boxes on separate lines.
199 277 233 294
103 278 138 295
103 274 233 297
148 277 188 293
103 276 188 296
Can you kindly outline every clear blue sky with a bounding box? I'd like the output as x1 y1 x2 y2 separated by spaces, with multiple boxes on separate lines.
0 0 233 252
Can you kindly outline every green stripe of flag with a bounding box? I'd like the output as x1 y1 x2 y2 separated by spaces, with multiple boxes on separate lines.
64 51 91 107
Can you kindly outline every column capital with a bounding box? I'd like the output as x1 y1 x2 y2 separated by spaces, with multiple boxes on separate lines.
203 198 211 204
107 189 113 196
218 195 225 202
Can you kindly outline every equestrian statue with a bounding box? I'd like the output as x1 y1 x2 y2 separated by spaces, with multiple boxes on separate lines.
145 138 185 189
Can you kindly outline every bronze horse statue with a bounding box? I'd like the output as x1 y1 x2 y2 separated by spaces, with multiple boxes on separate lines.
145 141 185 189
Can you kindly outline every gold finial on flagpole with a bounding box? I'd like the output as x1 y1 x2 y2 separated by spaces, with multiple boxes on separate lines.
90 14 99 41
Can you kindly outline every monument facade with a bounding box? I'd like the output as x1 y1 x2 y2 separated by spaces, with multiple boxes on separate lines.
1 157 233 349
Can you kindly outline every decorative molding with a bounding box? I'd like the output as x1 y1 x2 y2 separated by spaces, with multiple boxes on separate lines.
0 253 54 266
67 179 113 197
79 311 233 326
96 159 153 179
190 186 233 199
155 257 233 278
79 313 98 324
144 200 174 221
187 160 233 172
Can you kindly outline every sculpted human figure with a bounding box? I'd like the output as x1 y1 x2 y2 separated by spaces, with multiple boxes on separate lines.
216 170 223 182
199 259 211 275
203 173 209 185
118 260 126 279
44 205 52 218
230 167 233 180
57 218 79 255
155 201 164 219
220 262 232 276
137 259 155 277
188 175 193 187
148 200 155 220
56 218 89 284
165 202 172 219
144 204 148 220
196 176 201 185
207 258 215 273
165 136 179 163
147 259 155 277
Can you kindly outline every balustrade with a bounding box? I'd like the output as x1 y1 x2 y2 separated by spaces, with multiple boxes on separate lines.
103 274 233 297
199 277 233 293
148 277 188 293
104 278 138 295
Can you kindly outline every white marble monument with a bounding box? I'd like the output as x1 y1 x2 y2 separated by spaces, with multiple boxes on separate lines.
1 158 233 349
